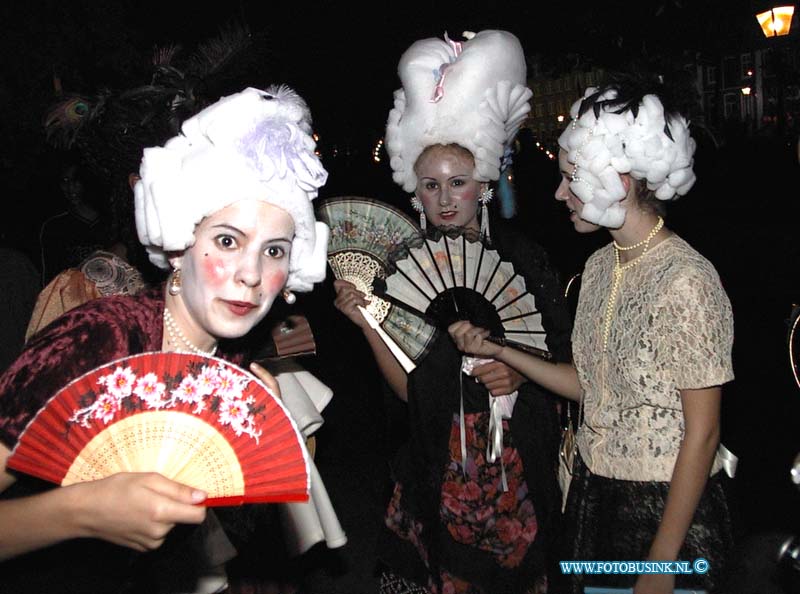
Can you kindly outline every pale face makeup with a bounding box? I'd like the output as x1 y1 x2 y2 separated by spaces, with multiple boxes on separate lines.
169 200 294 347
555 149 602 234
414 146 483 232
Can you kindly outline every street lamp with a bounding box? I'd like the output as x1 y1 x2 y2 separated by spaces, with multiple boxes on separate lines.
756 5 795 37
756 5 795 137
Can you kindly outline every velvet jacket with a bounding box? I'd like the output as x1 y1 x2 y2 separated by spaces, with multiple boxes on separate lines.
0 286 246 594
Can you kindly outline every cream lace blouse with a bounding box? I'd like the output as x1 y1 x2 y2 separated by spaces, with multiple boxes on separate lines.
573 235 734 481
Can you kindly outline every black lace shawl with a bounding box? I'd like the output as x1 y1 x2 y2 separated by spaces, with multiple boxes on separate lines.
378 220 573 592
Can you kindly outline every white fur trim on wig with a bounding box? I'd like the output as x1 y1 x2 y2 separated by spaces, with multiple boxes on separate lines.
557 87 696 228
385 30 532 192
134 85 329 292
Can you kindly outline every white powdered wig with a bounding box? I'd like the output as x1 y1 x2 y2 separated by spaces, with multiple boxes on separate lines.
134 85 330 292
385 30 532 192
557 87 696 228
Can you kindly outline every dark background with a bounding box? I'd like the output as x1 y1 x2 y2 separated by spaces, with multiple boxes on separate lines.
1 1 798 591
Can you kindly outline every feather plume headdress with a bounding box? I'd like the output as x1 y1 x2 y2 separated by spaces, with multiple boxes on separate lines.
557 77 697 228
42 24 263 275
385 30 532 192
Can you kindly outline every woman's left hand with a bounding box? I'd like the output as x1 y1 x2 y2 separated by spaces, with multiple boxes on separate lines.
633 572 675 594
471 361 525 396
250 362 281 398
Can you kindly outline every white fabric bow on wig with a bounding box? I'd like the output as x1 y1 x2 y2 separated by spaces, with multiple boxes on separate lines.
134 85 330 292
557 87 696 228
385 30 532 192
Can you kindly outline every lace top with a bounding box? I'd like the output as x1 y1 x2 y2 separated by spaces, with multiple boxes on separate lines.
572 235 734 481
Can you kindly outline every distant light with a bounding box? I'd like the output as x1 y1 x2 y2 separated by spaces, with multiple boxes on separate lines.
373 138 384 164
746 69 754 77
313 133 320 142
536 142 541 147
557 114 565 123
756 6 795 38
741 86 752 95
548 153 555 160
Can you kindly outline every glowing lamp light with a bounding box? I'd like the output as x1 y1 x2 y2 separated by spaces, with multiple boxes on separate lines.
557 114 565 123
742 86 752 95
373 138 384 163
756 6 795 37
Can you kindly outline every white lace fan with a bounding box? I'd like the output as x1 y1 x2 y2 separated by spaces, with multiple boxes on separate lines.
376 230 551 361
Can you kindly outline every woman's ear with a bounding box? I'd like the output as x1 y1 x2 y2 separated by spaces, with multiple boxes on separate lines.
619 173 636 202
128 173 140 192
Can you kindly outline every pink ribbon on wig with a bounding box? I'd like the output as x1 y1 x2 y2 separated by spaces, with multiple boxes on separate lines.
430 36 463 103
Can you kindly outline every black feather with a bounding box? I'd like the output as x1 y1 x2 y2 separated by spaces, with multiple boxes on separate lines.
573 70 696 144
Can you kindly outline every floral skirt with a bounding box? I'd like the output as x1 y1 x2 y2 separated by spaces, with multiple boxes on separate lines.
563 453 733 594
383 412 545 594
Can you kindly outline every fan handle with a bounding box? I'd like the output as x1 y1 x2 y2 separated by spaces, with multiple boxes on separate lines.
358 306 417 373
487 337 553 361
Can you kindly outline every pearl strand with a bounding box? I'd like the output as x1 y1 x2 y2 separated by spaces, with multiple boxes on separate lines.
163 307 218 357
601 217 665 352
613 216 664 251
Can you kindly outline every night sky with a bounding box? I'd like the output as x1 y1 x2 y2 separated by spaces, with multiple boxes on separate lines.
0 0 769 245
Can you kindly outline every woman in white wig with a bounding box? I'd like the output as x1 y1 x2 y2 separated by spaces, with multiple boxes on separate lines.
334 30 571 593
0 85 329 593
450 73 734 594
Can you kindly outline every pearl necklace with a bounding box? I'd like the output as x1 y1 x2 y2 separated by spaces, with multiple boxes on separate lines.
601 216 665 352
163 307 218 357
613 216 664 251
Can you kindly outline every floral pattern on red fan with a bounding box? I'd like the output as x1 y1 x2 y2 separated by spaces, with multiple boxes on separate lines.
69 361 264 443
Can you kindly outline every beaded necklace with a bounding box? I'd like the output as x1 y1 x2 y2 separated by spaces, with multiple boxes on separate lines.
163 307 218 357
601 216 664 352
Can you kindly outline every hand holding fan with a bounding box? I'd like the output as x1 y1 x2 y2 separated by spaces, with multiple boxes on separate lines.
316 197 433 369
6 352 310 506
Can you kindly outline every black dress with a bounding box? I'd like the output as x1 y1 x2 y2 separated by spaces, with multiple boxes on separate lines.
377 222 572 594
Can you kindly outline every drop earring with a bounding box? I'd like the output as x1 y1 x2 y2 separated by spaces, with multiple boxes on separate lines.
479 186 494 242
410 195 426 231
282 289 296 305
169 269 182 296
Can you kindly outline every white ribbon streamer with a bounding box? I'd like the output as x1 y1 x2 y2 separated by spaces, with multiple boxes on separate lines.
460 356 517 492
718 443 738 479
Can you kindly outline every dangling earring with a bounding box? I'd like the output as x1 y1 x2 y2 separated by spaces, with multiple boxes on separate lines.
169 269 182 296
410 195 426 231
282 289 296 305
479 186 494 242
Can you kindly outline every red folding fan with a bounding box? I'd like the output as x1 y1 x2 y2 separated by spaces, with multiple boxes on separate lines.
6 352 310 506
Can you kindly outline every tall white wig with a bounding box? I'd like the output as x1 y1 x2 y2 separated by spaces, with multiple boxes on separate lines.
134 85 329 292
385 30 532 192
